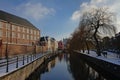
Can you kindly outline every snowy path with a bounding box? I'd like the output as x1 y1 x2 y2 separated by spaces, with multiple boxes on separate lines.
0 53 48 77
77 50 120 66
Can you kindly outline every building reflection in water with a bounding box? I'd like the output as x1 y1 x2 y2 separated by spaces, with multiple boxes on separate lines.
26 53 110 80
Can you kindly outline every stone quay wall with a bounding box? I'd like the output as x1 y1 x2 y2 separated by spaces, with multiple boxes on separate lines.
0 56 44 80
75 51 120 79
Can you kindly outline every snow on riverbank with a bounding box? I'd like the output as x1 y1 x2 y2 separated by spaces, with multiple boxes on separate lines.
76 50 120 66
0 53 47 77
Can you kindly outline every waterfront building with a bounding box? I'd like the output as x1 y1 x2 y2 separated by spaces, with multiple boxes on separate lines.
63 38 69 49
58 41 64 50
40 36 58 53
0 10 40 57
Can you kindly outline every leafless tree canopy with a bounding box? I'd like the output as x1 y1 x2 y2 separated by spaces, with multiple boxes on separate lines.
69 7 116 56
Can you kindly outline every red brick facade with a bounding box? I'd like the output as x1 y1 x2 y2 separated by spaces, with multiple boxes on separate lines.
0 21 40 45
0 11 41 58
0 44 41 57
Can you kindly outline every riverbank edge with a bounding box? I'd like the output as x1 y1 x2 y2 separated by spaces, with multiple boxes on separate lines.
0 53 58 80
0 56 44 80
74 51 120 79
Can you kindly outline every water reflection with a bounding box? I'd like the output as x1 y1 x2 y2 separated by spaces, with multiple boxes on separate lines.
69 53 107 80
26 53 111 80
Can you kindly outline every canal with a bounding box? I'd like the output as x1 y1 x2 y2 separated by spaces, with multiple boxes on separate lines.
26 53 115 80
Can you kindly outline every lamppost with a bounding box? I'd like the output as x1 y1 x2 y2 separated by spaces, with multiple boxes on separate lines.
41 42 44 54
5 23 9 72
34 44 36 58
42 42 43 54
5 25 8 59
0 39 2 58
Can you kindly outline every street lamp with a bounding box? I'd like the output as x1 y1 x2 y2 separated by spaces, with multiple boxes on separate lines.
5 23 9 72
5 25 8 59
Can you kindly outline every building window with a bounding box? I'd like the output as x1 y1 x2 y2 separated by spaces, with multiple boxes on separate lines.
6 31 10 37
31 29 33 34
27 35 29 39
12 25 16 31
23 27 26 33
37 37 39 39
27 28 29 33
37 31 39 35
18 33 20 38
0 30 2 37
6 23 10 30
23 34 25 39
0 22 2 28
31 36 33 40
34 30 36 35
23 27 25 33
34 36 36 40
12 32 16 38
18 27 20 31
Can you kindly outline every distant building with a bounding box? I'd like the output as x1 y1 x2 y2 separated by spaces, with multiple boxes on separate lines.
63 38 69 49
54 41 58 52
40 36 58 53
58 41 64 50
0 10 40 57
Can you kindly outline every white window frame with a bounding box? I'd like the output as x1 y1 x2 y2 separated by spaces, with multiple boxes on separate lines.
18 27 20 32
0 22 2 28
0 29 2 37
23 27 25 33
34 36 36 40
34 30 36 35
27 35 29 39
31 29 33 34
23 34 25 39
12 25 16 31
30 35 33 40
6 23 10 30
18 33 20 38
12 32 16 38
37 31 39 35
37 37 39 39
27 28 29 33
6 31 10 38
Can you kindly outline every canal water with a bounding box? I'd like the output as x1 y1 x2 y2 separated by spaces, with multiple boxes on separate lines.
26 53 113 80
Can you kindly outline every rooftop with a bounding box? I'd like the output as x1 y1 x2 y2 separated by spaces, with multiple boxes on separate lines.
0 10 39 30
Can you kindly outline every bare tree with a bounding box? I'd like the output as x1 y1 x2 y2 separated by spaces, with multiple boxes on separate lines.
68 20 93 53
81 8 116 56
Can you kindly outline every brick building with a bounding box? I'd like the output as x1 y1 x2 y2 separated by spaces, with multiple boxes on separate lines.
58 41 64 50
0 10 40 58
40 36 58 53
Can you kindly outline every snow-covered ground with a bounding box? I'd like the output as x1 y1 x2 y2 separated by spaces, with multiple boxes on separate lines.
0 53 49 77
77 50 120 66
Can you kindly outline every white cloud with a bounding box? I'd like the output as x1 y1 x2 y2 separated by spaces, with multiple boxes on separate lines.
71 0 120 32
16 2 55 20
71 0 108 21
71 10 81 21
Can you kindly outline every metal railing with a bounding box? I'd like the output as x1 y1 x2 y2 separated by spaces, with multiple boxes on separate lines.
0 53 43 73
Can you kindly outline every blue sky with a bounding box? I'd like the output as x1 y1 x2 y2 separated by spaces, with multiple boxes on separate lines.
0 0 120 40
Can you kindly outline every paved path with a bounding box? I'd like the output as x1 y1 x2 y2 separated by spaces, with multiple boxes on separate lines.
83 51 120 66
0 53 48 76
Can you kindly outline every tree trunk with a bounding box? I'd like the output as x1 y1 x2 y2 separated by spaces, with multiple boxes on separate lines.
85 41 90 54
82 47 85 53
93 28 101 56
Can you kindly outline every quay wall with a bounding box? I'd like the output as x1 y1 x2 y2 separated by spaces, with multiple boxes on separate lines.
0 53 56 80
75 51 120 79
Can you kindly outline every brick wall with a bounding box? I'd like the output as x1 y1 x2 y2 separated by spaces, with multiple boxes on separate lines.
0 43 41 58
0 19 41 58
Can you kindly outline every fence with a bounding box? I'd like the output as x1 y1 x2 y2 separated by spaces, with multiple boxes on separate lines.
0 53 44 73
